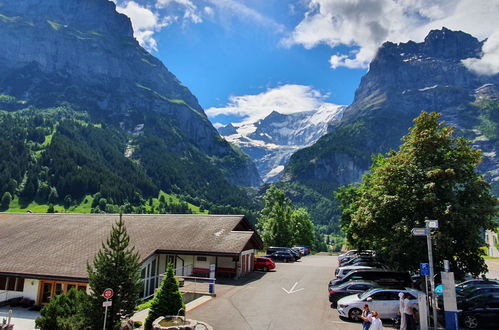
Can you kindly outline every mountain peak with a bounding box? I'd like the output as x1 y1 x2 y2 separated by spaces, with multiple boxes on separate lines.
422 27 481 59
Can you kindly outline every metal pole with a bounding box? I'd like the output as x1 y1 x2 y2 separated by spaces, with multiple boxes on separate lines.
426 232 438 329
103 299 108 330
425 275 430 328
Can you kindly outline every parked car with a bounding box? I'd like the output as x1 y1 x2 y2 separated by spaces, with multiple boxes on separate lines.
459 294 499 329
293 246 305 255
253 257 276 272
435 279 499 297
329 270 413 289
456 279 499 295
335 265 375 279
341 256 377 267
438 285 499 309
291 247 303 257
299 246 311 255
267 247 301 260
264 251 295 263
337 288 422 321
328 280 378 307
338 250 375 265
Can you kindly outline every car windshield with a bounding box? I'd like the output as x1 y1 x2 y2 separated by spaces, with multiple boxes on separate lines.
359 288 378 300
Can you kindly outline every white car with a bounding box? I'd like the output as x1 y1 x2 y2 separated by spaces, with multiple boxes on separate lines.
336 287 422 321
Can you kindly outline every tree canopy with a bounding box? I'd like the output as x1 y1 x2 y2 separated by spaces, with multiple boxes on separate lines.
336 112 497 276
257 185 315 247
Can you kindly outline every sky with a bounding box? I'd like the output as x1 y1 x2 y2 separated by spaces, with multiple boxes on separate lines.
111 0 499 127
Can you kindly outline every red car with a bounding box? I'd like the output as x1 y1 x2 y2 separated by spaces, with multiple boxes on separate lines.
254 257 276 271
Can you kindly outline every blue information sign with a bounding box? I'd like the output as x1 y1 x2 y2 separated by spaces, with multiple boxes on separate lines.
420 263 430 276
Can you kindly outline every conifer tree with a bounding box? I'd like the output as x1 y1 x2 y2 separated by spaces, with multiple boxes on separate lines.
87 215 142 329
144 263 185 330
1 191 12 210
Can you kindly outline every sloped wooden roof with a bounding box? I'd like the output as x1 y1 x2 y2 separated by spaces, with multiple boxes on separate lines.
0 213 262 281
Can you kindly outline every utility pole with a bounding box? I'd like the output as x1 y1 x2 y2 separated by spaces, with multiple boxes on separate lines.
425 220 438 330
411 220 439 330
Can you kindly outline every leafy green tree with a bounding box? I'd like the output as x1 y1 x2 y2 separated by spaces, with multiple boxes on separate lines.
144 263 185 330
336 112 497 276
1 191 12 210
87 215 142 329
35 288 92 330
290 208 315 247
257 185 294 247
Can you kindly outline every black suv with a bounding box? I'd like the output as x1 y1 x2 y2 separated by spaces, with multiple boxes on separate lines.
329 269 413 288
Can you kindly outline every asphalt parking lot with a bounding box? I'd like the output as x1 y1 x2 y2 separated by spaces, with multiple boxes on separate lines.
187 256 499 330
188 255 364 330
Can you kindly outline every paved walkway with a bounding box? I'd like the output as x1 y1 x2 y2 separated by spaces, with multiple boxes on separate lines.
0 306 39 329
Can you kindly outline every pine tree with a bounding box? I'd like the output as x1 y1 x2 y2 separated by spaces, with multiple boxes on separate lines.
87 215 142 329
1 191 12 210
144 263 185 330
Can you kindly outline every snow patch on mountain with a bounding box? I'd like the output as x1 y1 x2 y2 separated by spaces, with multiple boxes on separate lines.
219 104 345 182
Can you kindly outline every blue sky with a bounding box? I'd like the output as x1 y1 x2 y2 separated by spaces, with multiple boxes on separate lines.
113 0 499 126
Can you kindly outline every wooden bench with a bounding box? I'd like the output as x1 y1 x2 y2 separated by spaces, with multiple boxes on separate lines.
192 267 210 277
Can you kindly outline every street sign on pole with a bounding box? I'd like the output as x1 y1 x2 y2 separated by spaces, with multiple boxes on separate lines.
420 263 430 276
102 288 114 299
102 300 112 307
411 228 429 236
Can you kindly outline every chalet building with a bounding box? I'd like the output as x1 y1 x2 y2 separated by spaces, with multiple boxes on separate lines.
0 213 262 305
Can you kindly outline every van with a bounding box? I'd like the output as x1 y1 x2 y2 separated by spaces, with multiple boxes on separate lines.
329 269 413 288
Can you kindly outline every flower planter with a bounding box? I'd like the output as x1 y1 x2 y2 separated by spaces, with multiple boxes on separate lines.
152 316 213 330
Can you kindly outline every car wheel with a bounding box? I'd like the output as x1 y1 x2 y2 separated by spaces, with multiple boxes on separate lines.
463 315 479 329
263 266 268 272
348 308 362 322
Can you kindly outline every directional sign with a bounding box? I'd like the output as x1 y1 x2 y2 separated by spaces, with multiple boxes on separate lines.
411 228 429 236
102 288 114 299
420 263 430 276
102 300 112 307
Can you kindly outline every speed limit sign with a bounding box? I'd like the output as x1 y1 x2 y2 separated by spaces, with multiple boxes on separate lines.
102 288 114 299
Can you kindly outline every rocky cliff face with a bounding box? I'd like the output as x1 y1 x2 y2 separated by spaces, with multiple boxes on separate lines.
284 28 499 195
0 0 261 187
219 104 344 182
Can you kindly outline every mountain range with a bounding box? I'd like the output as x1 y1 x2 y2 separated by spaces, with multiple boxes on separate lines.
280 28 499 229
0 0 260 215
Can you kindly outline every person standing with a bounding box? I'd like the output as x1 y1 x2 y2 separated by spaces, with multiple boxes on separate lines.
399 292 406 330
403 293 416 330
361 304 372 330
370 311 383 330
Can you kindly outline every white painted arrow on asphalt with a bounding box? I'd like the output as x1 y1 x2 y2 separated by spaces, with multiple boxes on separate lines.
282 282 304 294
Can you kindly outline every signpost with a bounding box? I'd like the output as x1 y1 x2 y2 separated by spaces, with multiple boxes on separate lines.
412 220 439 330
102 288 114 330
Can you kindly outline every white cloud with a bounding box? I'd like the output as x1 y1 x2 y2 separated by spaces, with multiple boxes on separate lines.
207 0 285 33
115 1 169 51
156 0 202 24
206 84 342 124
285 0 499 71
463 32 499 75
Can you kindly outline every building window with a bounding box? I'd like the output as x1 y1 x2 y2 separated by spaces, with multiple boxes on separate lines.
197 256 207 262
0 276 25 292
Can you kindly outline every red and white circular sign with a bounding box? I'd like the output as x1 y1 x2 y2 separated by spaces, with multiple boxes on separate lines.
102 288 114 299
